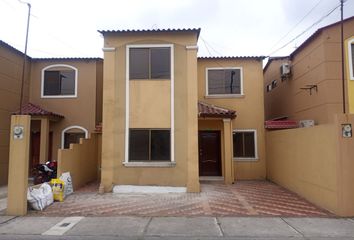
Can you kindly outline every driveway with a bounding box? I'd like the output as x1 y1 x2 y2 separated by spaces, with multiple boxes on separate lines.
30 181 332 217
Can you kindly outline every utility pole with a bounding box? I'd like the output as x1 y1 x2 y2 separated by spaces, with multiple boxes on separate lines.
340 0 345 114
19 1 31 114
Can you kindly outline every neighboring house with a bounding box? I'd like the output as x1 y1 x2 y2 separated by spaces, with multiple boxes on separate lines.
0 40 103 185
98 29 265 192
264 16 354 124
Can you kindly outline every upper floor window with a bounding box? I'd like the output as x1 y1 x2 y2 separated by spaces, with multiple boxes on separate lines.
41 64 78 98
129 47 171 79
206 68 242 96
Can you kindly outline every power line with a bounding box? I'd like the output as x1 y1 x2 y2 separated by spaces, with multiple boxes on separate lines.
268 3 341 56
268 0 324 53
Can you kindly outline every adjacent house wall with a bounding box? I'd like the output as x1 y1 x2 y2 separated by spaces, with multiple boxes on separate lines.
29 59 102 157
264 19 354 124
0 42 30 185
197 58 266 180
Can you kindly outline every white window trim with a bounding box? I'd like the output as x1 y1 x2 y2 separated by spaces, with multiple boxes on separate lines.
233 129 258 161
61 125 88 149
205 67 244 97
41 64 78 98
348 39 354 81
125 44 174 164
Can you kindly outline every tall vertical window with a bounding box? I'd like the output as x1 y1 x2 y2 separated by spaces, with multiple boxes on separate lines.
42 65 78 98
129 48 171 79
129 129 171 161
350 41 354 80
207 68 242 95
233 130 257 159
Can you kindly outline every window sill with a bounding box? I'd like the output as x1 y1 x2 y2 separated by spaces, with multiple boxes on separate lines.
123 162 176 168
41 95 77 99
205 94 245 99
233 158 259 162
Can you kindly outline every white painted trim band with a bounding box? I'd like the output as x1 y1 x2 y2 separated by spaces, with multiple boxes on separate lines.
186 45 198 50
102 47 116 52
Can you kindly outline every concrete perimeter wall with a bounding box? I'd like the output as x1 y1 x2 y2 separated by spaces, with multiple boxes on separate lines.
57 133 101 190
266 114 354 216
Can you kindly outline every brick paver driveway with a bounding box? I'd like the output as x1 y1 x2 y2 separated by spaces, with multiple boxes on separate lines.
30 181 332 217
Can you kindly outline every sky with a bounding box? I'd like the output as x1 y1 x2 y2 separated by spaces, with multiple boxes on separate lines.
0 0 353 59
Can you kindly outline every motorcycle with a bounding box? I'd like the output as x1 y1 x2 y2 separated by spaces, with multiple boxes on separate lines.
32 160 57 185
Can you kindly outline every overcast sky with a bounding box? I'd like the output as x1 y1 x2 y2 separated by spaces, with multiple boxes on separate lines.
0 0 353 59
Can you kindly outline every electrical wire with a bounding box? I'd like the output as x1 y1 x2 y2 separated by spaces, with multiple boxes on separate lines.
268 0 324 53
268 3 341 56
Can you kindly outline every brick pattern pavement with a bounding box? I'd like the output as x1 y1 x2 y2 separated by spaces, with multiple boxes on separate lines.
30 181 332 217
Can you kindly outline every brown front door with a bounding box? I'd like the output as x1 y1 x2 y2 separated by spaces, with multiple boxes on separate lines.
198 131 221 176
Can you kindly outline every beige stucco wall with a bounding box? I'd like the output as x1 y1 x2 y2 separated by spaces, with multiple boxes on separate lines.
0 43 30 185
130 80 171 128
58 133 100 190
100 31 199 191
197 58 266 180
266 113 354 216
29 59 102 159
264 19 354 124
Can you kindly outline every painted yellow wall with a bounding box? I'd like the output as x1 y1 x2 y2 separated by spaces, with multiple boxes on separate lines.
345 36 354 113
197 58 266 180
58 133 100 190
100 31 199 191
130 80 171 128
266 113 354 216
0 43 30 185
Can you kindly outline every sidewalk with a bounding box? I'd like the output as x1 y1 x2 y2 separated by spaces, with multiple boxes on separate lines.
0 216 353 239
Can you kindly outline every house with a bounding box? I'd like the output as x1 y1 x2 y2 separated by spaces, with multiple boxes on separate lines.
98 29 265 193
263 17 354 216
0 40 103 186
264 16 354 123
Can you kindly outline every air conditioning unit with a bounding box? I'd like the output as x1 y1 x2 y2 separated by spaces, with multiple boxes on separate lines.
280 63 291 77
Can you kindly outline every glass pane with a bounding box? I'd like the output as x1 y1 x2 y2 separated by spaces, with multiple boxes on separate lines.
44 71 61 95
208 70 225 94
224 69 241 94
151 130 170 161
151 48 170 79
129 130 149 161
233 132 243 158
129 48 149 79
64 132 85 149
60 70 75 95
244 132 255 158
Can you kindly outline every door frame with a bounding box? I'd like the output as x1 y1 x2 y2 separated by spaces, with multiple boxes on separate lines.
198 130 222 176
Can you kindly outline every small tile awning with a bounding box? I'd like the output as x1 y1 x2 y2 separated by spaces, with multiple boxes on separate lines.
198 101 236 119
13 102 64 119
265 120 298 129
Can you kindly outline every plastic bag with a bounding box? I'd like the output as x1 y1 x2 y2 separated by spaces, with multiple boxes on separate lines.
50 178 65 202
27 183 54 211
59 172 73 197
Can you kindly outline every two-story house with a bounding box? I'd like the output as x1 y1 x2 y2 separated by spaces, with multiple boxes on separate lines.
98 29 265 192
0 40 103 185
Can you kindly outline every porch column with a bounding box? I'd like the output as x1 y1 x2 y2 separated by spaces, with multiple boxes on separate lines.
223 118 234 184
7 115 31 216
186 45 200 192
39 117 49 164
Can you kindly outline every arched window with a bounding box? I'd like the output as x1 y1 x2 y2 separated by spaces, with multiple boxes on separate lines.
41 64 78 98
61 126 88 149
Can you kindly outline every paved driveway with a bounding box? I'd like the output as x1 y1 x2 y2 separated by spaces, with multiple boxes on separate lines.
30 181 332 217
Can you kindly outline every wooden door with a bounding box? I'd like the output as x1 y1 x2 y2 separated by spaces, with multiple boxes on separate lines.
198 131 222 176
30 131 53 170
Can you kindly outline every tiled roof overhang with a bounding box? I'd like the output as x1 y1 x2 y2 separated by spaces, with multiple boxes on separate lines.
198 101 236 119
198 56 265 60
265 120 298 129
13 103 64 119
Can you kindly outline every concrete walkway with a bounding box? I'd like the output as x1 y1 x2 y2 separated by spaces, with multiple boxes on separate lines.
0 216 353 239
